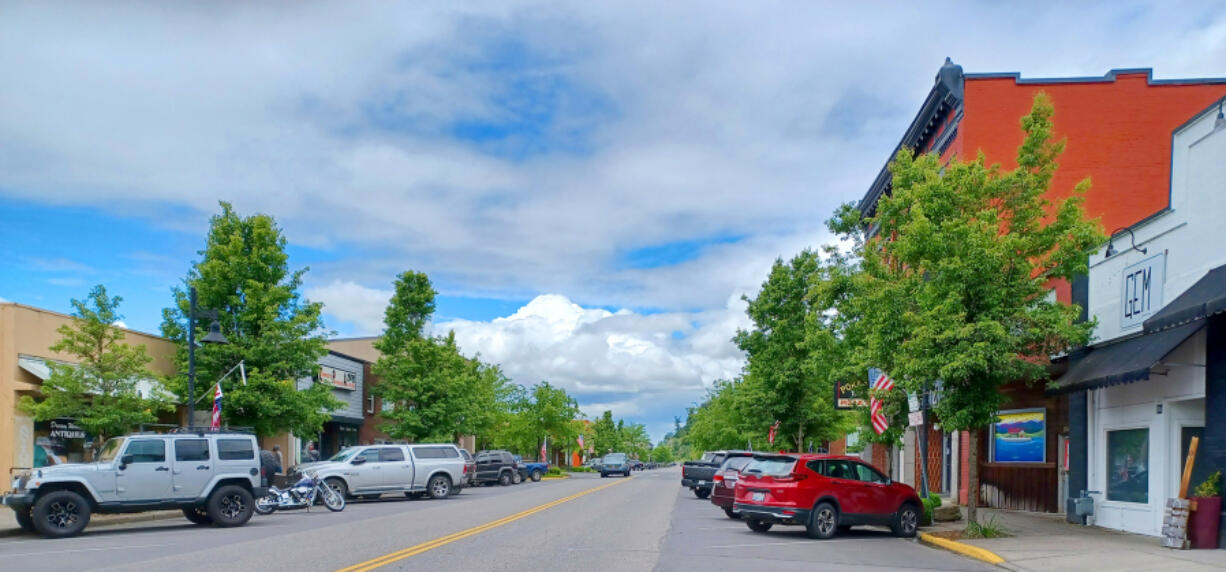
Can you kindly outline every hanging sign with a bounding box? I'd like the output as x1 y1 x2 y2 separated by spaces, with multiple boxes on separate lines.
834 380 868 409
319 366 357 390
908 411 924 427
1120 253 1165 330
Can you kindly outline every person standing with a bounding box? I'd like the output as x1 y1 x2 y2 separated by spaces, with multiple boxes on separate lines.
306 442 320 462
272 444 284 473
259 447 279 487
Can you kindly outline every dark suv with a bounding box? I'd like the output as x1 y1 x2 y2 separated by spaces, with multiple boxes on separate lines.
709 452 756 518
472 450 518 486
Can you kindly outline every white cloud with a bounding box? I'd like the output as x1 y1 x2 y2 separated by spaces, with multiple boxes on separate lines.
306 280 392 335
113 320 128 329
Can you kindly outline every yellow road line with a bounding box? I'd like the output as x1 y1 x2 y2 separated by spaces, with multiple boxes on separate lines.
337 477 634 572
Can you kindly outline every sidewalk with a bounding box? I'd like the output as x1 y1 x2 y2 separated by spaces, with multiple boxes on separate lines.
922 506 1226 571
0 507 183 538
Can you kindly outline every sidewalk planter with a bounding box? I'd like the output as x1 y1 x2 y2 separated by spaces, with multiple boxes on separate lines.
1189 497 1221 549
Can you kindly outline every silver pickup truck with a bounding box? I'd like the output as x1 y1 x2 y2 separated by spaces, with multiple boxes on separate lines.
293 443 467 500
3 431 265 538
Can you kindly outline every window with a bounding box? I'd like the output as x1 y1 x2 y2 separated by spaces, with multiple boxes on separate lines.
413 447 447 459
380 447 405 463
217 439 255 460
854 463 888 484
805 460 826 475
821 460 857 480
126 439 165 463
355 448 380 464
367 396 375 414
175 439 210 462
1106 428 1149 503
742 457 796 477
724 457 752 472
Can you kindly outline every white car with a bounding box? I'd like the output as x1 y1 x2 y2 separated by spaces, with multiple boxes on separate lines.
297 444 466 501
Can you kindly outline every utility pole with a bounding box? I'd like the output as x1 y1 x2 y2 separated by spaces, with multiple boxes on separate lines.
185 286 229 427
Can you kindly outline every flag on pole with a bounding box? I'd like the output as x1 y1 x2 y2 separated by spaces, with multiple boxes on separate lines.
577 434 585 449
540 435 547 462
211 382 223 430
868 368 894 435
767 420 781 445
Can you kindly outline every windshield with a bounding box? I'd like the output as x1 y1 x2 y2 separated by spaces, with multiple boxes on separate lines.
743 458 796 477
97 438 126 463
603 454 627 464
327 447 360 462
722 456 753 472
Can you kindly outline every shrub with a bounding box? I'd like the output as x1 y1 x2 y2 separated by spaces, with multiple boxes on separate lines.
547 466 562 476
921 494 942 525
566 466 594 473
966 515 1005 539
1194 471 1222 498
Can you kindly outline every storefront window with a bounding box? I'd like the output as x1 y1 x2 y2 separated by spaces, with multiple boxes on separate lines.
1106 428 1149 503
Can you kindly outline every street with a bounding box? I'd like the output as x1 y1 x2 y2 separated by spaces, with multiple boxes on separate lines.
0 468 989 571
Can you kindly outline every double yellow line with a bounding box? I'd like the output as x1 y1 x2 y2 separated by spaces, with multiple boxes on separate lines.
337 477 634 572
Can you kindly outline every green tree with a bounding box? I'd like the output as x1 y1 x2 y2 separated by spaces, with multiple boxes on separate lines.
736 251 846 450
832 93 1104 525
682 378 757 452
591 410 621 454
619 422 651 460
161 202 339 437
505 382 581 460
651 444 675 464
21 286 173 446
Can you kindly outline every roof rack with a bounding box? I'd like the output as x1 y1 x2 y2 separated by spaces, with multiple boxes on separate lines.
166 426 256 436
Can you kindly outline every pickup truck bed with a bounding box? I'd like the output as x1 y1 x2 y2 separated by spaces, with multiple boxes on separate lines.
681 452 729 499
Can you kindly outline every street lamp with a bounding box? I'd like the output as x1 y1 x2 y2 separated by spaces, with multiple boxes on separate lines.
187 286 229 427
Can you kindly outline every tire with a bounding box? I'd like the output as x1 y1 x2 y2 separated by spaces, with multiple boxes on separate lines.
184 506 215 524
891 503 920 538
805 501 839 540
325 478 349 501
499 471 512 486
724 507 741 519
206 485 254 528
601 472 608 478
427 474 452 499
14 507 36 532
693 487 710 499
512 471 523 485
531 470 543 482
746 518 772 533
254 493 277 515
31 490 91 538
321 485 345 512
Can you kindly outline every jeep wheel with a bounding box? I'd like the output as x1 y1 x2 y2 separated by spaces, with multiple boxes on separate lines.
14 507 36 532
206 485 254 528
32 490 91 538
530 469 543 482
499 471 512 486
427 475 452 499
183 506 214 525
745 518 772 533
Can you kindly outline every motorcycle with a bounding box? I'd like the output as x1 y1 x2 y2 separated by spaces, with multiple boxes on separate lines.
255 470 345 514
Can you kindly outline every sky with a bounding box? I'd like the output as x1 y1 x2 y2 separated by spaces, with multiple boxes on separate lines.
2 1 1225 441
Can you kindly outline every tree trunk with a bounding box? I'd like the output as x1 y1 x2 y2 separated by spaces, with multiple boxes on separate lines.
967 428 980 526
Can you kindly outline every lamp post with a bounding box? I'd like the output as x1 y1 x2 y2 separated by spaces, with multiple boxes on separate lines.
187 286 229 427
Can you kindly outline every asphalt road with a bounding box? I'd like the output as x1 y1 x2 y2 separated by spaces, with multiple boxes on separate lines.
0 467 991 571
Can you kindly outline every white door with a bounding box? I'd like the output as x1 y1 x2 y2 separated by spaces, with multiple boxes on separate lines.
116 439 174 501
380 447 413 488
171 438 214 499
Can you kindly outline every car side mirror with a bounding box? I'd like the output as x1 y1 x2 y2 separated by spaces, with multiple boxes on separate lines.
119 454 133 470
351 457 366 465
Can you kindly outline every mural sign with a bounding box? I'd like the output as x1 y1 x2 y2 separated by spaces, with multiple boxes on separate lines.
991 408 1046 463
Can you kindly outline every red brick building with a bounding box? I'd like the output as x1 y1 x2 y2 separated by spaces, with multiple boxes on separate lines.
858 59 1226 512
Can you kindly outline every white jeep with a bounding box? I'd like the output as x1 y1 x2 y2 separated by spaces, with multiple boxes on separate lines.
2 431 266 537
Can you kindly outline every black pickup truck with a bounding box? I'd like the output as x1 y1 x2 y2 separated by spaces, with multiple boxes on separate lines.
681 451 733 499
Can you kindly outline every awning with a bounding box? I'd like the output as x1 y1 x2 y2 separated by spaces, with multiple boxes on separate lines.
18 355 53 380
1052 320 1204 393
1144 264 1226 334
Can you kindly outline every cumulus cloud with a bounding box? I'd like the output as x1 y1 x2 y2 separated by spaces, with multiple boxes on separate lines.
306 280 392 335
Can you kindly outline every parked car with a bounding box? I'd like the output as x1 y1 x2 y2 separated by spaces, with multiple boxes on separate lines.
513 455 550 482
600 453 630 478
709 452 756 518
2 430 266 538
472 450 519 486
734 454 921 539
681 450 739 499
296 443 466 501
460 449 476 486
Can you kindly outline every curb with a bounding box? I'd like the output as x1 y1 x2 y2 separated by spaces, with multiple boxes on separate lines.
1 510 183 538
919 532 1007 566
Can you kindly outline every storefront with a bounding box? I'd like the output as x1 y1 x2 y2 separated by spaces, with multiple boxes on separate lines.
294 350 367 461
1055 99 1226 537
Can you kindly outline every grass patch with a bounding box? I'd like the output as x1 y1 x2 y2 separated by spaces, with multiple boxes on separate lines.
965 515 1008 539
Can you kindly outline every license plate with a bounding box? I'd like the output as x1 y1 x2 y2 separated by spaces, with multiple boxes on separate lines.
752 492 765 502
697 481 705 485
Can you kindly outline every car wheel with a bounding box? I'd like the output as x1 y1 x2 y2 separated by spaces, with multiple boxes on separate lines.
31 490 91 538
693 487 710 499
326 478 349 501
724 507 741 520
745 518 772 533
531 470 543 482
806 501 839 540
206 485 254 528
891 503 920 538
512 471 523 485
499 472 512 486
428 474 452 499
183 506 214 524
14 507 36 532
600 472 607 478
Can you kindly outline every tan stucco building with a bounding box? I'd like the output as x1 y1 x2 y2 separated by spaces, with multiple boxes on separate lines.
0 302 178 481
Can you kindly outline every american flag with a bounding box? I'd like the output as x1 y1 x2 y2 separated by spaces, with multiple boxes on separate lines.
868 368 894 435
540 435 547 462
577 434 584 448
767 420 780 445
211 383 223 430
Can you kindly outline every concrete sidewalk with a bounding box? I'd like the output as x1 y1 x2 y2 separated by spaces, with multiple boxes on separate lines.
0 507 184 537
923 506 1226 571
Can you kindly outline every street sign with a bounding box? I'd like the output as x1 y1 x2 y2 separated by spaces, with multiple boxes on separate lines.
908 411 924 427
908 393 921 413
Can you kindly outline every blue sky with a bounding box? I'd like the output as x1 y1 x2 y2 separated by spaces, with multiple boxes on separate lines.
3 2 1224 440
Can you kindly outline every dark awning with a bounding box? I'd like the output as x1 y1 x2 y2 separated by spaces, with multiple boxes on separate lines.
1052 320 1204 393
1144 264 1226 334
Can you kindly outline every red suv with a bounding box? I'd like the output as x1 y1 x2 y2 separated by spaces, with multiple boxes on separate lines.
733 454 921 539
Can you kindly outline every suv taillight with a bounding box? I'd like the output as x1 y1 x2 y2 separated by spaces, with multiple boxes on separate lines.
713 474 724 484
722 469 738 488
